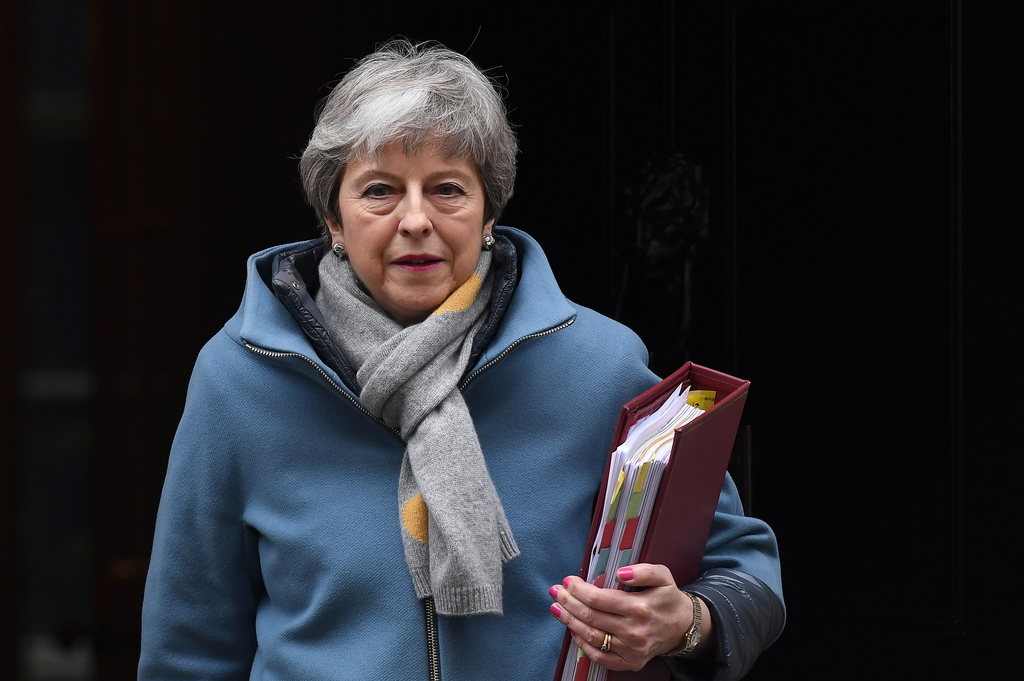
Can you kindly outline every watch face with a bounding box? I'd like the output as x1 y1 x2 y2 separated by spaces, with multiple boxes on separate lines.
690 628 702 647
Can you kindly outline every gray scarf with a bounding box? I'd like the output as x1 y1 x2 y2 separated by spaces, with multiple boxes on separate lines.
315 249 519 616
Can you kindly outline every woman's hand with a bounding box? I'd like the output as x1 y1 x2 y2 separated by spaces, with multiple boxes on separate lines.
548 564 712 671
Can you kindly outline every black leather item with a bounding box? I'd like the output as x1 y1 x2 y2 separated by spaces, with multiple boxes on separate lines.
271 238 362 393
664 568 786 681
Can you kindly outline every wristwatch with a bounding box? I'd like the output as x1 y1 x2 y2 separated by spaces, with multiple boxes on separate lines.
664 591 702 657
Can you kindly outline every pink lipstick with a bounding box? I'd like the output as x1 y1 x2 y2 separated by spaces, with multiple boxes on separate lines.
394 254 442 271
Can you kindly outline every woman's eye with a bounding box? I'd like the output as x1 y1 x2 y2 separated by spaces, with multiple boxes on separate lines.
364 184 392 198
435 183 464 197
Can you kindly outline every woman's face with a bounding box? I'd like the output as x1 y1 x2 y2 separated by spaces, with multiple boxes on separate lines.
326 141 494 326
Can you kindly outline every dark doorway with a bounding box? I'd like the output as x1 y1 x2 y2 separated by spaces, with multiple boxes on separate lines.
4 1 1019 679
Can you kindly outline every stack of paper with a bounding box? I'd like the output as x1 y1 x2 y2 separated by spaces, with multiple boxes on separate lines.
561 384 715 681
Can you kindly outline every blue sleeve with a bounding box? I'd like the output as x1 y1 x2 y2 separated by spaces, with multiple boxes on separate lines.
138 342 263 680
700 474 784 602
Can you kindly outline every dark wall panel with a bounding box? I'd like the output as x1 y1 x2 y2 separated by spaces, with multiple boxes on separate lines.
726 1 1018 678
733 0 959 628
1 0 26 674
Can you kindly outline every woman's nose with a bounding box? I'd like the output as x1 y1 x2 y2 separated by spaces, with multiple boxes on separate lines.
398 189 432 236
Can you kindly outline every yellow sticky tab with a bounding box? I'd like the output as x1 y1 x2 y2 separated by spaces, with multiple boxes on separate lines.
607 470 627 519
633 462 650 494
687 390 717 410
432 273 482 315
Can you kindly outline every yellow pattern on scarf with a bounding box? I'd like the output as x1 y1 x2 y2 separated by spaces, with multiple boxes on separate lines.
432 272 483 316
402 493 430 544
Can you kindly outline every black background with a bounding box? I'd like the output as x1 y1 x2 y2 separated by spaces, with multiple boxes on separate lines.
2 1 1020 678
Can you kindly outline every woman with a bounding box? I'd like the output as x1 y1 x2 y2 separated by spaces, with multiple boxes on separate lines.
139 40 784 681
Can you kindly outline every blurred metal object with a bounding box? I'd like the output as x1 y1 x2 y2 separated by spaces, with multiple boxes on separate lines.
617 150 709 369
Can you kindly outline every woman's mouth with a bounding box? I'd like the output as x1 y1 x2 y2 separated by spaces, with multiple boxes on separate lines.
394 254 442 271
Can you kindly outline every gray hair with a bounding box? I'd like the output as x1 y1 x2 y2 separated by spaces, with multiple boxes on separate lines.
299 40 518 229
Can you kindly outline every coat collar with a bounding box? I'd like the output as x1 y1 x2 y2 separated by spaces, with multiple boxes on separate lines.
471 226 577 370
224 226 577 381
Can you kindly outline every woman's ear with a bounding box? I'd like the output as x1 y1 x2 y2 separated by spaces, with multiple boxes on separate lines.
483 219 495 235
325 217 344 242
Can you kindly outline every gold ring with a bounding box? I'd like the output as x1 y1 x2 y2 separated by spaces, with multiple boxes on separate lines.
601 633 612 653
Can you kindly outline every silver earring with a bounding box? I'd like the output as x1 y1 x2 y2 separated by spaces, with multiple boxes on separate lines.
482 234 496 251
332 242 346 258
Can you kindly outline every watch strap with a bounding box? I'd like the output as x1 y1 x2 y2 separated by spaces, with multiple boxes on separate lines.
663 591 702 657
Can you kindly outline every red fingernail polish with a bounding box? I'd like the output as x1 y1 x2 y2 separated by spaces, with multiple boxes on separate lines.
618 567 634 581
549 586 559 599
562 577 571 587
550 603 562 617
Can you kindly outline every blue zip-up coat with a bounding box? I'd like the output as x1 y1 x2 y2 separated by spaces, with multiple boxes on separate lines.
139 227 783 681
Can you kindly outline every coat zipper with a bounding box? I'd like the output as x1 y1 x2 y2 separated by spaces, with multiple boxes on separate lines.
245 316 574 680
243 342 397 433
424 597 441 681
244 317 574 429
459 317 575 390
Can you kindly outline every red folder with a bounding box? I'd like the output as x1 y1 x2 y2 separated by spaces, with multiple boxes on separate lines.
553 362 750 681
